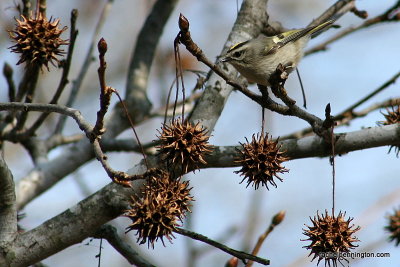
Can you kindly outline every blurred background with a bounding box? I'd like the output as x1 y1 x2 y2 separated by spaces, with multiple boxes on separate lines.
1 0 400 266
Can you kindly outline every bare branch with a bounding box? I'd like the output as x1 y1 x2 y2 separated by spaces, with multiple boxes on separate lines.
54 0 114 134
93 225 156 267
92 38 112 139
46 134 84 150
3 63 16 102
187 0 269 131
175 227 270 265
5 182 134 266
306 0 400 55
0 103 93 136
246 211 285 267
204 124 400 168
4 120 400 265
100 0 181 142
27 8 79 136
308 0 355 27
280 70 400 140
15 0 178 210
334 71 400 121
0 155 17 243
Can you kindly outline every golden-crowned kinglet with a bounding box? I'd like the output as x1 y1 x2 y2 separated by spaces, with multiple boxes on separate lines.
221 20 333 86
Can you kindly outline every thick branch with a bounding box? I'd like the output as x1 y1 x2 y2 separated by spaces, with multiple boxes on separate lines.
204 124 400 168
6 182 134 266
0 156 17 244
116 0 179 135
4 123 400 265
280 70 400 140
188 0 269 131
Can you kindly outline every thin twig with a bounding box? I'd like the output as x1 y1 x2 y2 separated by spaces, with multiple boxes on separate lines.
99 138 154 154
174 228 270 265
91 139 152 187
21 0 31 17
27 9 79 136
306 0 400 56
189 225 238 263
54 0 114 134
3 63 16 102
164 77 177 125
155 91 203 119
334 70 400 121
38 0 46 16
113 91 149 169
92 38 112 139
295 68 307 109
177 15 261 104
13 64 40 131
0 103 93 136
173 37 181 120
97 238 103 267
322 104 336 216
177 14 326 135
280 70 400 140
13 0 177 212
46 134 84 150
246 211 285 267
307 0 355 28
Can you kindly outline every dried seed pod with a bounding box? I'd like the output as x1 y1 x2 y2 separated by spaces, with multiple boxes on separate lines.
303 210 360 267
157 119 212 173
235 133 288 189
8 12 68 70
125 170 193 248
385 208 400 246
379 105 400 155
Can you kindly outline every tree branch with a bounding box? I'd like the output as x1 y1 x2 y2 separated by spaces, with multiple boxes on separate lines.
26 8 79 137
188 0 269 131
306 0 400 55
0 103 93 137
4 122 400 265
54 0 114 134
5 182 133 266
110 0 179 135
0 155 17 245
93 225 156 267
14 0 178 210
175 228 270 265
203 124 400 168
280 70 400 140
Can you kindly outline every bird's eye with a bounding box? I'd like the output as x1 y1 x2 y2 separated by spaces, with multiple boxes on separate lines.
233 51 242 58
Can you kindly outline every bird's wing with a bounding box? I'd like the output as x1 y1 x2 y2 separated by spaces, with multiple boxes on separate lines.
266 20 334 54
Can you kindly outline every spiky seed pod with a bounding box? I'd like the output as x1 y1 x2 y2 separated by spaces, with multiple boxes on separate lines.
157 119 212 173
303 210 360 267
235 133 288 189
379 105 400 155
385 208 400 246
8 12 68 70
146 170 193 215
125 170 193 248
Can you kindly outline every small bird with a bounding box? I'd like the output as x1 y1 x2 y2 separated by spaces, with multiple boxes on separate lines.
221 20 334 87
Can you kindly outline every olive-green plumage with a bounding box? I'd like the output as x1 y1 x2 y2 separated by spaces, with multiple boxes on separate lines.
221 20 333 86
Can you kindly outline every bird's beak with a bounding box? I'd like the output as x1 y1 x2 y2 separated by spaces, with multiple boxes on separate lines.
219 55 230 63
